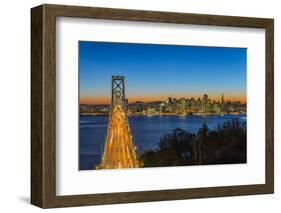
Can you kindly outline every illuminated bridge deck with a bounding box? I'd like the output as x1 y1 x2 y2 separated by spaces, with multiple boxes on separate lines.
100 105 139 169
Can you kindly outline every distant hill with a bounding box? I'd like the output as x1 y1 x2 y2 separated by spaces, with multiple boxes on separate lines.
129 101 162 105
131 101 144 104
81 100 163 106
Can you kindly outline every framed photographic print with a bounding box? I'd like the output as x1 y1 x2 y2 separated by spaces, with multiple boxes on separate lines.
31 4 274 208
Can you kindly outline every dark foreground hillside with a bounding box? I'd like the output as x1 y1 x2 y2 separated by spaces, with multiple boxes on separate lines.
140 119 246 167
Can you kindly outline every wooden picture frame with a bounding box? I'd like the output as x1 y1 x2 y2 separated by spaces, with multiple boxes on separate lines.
31 4 274 208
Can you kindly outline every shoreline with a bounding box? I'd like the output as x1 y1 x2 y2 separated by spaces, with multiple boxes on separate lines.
80 112 247 117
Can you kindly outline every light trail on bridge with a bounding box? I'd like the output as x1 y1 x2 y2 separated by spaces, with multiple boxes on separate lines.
100 105 139 169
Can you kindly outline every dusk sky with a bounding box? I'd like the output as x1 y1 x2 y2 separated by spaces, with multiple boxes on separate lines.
79 41 246 105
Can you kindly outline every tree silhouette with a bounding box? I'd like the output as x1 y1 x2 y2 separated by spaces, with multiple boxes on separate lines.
140 119 246 167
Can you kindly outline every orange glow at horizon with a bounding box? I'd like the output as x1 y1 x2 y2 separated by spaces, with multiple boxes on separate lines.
80 94 247 105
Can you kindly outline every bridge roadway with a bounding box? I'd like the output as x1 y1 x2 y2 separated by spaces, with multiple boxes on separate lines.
100 105 139 169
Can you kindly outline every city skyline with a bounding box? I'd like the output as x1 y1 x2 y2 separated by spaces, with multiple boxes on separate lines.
80 92 247 117
79 41 247 105
80 93 246 105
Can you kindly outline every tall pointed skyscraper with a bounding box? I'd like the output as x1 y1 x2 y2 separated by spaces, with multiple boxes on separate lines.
221 93 225 113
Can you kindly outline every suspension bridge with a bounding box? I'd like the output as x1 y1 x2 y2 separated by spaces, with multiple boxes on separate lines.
99 76 139 169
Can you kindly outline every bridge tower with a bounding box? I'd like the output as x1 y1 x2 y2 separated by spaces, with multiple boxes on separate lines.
99 76 139 169
111 76 126 112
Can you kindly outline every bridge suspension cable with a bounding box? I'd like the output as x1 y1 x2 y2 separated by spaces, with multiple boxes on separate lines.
99 76 139 169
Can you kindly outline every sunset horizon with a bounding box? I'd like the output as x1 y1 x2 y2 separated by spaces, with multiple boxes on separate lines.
80 94 247 105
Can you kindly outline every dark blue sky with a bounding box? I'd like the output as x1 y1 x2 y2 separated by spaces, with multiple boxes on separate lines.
79 41 246 104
